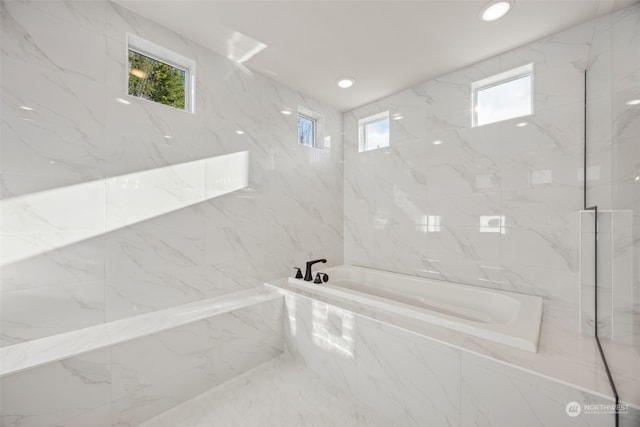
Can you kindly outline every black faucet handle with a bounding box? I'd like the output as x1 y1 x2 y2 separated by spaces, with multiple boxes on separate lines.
314 272 323 284
304 258 327 281
293 267 303 279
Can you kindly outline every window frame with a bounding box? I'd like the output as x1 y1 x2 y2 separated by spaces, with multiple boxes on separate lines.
297 112 317 148
358 111 390 152
471 63 533 127
126 33 196 113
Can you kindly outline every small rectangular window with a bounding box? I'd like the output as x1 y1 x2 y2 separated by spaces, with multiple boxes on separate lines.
297 113 316 147
127 34 195 112
359 111 390 152
472 64 533 127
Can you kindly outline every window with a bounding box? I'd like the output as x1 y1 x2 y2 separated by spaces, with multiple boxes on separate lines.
127 34 196 112
297 106 328 150
359 111 389 152
472 64 533 127
298 113 316 147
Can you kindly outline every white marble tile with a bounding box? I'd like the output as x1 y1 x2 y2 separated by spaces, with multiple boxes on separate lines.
609 3 640 54
613 93 640 141
356 317 460 427
63 404 112 427
0 349 111 427
503 102 584 157
110 297 283 426
502 226 577 272
502 188 581 233
140 356 401 427
105 2 208 67
610 211 634 344
217 298 285 381
0 288 280 378
501 142 584 193
283 293 358 395
534 63 588 111
104 160 205 232
104 209 209 321
7 0 107 36
461 353 615 427
0 232 104 293
0 66 107 187
1 174 106 234
110 319 221 401
499 20 594 73
1 1 106 83
111 368 222 427
0 230 105 345
620 407 640 427
0 280 104 347
418 257 504 289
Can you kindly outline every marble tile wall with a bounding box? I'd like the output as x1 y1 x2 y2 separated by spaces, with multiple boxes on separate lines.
343 3 640 337
584 5 640 351
0 296 284 427
579 211 634 344
283 291 631 427
0 0 343 346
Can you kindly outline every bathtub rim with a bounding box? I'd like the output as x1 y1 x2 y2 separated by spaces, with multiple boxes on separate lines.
287 265 543 352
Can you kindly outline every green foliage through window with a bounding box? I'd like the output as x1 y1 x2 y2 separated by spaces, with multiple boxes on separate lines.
128 50 186 110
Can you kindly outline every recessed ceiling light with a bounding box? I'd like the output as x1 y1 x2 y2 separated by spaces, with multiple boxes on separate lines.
635 175 640 182
163 135 172 139
391 114 403 120
480 1 512 22
280 109 292 115
116 97 131 105
19 106 34 111
337 77 355 89
235 130 245 135
626 99 640 106
516 121 528 127
433 140 443 145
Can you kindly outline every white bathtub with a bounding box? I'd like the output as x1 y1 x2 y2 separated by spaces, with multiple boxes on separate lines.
287 265 543 352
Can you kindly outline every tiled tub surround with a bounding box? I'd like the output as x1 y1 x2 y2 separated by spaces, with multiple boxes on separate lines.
0 289 284 427
0 0 343 347
579 211 635 343
288 265 543 352
583 5 640 353
268 280 640 427
342 2 640 346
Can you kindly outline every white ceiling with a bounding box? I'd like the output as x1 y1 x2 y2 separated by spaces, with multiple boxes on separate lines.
116 0 637 111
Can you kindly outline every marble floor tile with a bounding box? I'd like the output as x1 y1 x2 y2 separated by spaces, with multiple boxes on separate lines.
140 355 402 427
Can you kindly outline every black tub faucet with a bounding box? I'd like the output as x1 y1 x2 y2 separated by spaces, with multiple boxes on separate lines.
304 258 326 281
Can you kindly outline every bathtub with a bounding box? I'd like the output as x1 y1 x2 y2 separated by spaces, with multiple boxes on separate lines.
287 265 543 352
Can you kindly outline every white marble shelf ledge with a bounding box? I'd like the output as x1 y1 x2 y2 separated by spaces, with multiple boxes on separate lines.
0 287 281 378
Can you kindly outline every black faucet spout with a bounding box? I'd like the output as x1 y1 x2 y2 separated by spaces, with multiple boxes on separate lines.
304 258 327 281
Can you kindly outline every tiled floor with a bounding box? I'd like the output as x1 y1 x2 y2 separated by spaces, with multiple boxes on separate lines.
139 355 400 427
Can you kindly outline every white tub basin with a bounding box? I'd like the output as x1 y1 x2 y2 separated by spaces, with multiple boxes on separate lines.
288 265 543 352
